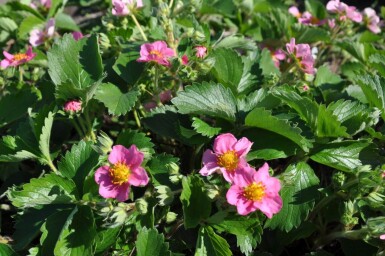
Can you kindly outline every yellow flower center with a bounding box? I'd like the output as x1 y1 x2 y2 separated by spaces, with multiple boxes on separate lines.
150 50 162 57
217 150 239 172
109 162 130 185
13 53 28 61
243 182 265 202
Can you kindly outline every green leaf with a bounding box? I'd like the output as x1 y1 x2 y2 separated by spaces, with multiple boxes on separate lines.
314 65 342 87
180 176 212 229
7 1 44 20
0 244 18 256
94 83 139 116
0 17 17 32
54 13 79 31
112 44 144 84
116 130 155 159
337 41 376 63
214 35 257 51
18 15 45 38
292 24 330 43
147 153 179 186
13 205 69 251
57 141 99 195
265 162 319 232
0 88 37 127
8 174 77 208
195 226 231 256
95 227 121 253
310 141 377 172
135 227 171 256
172 82 237 122
316 104 349 138
54 206 96 256
356 74 385 120
213 215 262 256
305 0 327 19
259 48 280 76
211 48 244 93
38 111 54 163
48 34 104 102
245 108 312 152
368 53 385 77
191 117 221 138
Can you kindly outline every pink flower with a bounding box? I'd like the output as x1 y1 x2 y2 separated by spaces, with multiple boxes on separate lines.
226 163 282 218
199 133 253 183
195 46 207 58
380 234 385 240
72 31 84 41
363 8 381 34
112 0 143 16
289 6 325 26
41 0 51 8
286 38 315 75
326 0 362 23
29 18 55 47
95 145 149 202
63 100 82 113
288 6 301 18
1 46 36 69
137 41 176 66
271 49 286 68
328 19 336 28
181 54 189 65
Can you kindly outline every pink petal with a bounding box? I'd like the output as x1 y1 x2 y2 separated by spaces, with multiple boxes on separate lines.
46 18 55 37
236 198 254 215
255 195 283 218
213 133 237 154
115 183 130 202
233 137 253 157
0 59 10 68
108 145 144 168
380 234 385 240
226 185 243 205
3 51 13 60
95 166 110 184
129 166 149 186
288 6 300 17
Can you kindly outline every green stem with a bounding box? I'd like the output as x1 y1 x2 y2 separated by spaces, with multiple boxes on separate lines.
77 116 89 140
47 158 58 173
130 14 148 41
18 66 24 83
84 108 96 141
70 118 84 138
168 0 174 9
133 108 141 128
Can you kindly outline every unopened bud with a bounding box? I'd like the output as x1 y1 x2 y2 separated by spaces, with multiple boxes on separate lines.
135 198 148 215
166 212 177 223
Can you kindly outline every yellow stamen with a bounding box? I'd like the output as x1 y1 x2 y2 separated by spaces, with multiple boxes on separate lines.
150 50 162 57
109 162 130 185
13 53 28 61
243 182 265 201
217 150 239 172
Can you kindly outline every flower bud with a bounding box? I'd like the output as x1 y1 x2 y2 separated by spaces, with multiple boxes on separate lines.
135 198 148 215
155 185 174 206
63 100 82 113
166 212 177 223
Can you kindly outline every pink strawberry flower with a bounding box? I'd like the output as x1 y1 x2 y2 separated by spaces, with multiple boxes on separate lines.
326 0 362 23
328 19 336 28
271 49 286 68
1 46 36 69
181 54 189 65
199 133 253 183
289 6 325 26
137 41 176 66
112 0 143 16
363 8 381 34
29 18 55 47
226 163 282 218
286 38 315 75
380 234 385 240
72 31 84 41
195 46 207 58
63 100 82 113
95 145 149 202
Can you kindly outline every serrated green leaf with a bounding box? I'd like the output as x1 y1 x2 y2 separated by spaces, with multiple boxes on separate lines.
54 206 96 256
116 130 155 159
180 176 211 229
314 65 342 87
310 141 377 172
8 174 77 208
95 227 121 253
147 153 179 186
57 141 99 195
0 17 17 32
38 111 54 162
214 35 257 51
292 24 330 43
316 104 349 138
213 215 262 256
48 33 104 102
191 117 221 138
18 15 45 38
0 244 18 256
245 107 312 152
211 48 244 93
368 53 385 77
259 48 280 76
112 44 144 84
195 226 231 256
94 83 139 116
265 162 319 232
337 41 376 63
135 227 171 256
172 82 237 122
356 74 385 120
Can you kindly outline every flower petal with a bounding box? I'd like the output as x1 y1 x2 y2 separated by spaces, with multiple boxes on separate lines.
213 133 237 154
233 137 253 157
115 183 130 202
129 166 149 186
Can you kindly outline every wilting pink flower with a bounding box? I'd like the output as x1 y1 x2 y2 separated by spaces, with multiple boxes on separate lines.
159 90 172 103
29 18 55 47
363 8 381 34
1 46 36 69
72 31 84 41
195 46 207 58
200 133 253 183
271 49 286 68
95 145 149 202
289 6 325 26
112 0 143 16
64 100 82 113
302 84 310 91
137 41 176 66
286 38 315 75
381 234 385 240
181 54 188 65
226 163 282 217
326 0 362 23
328 19 336 28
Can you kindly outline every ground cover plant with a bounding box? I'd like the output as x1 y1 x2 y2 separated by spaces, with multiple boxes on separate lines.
1 0 385 255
